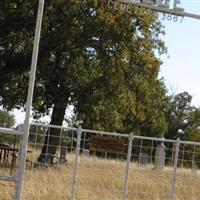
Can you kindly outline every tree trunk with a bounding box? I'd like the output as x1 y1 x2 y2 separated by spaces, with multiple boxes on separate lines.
37 101 67 164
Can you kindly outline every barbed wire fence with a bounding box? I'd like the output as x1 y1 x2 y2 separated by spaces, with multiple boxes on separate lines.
1 123 200 200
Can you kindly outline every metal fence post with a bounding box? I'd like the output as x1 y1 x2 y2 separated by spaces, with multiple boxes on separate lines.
14 1 44 199
122 132 133 200
71 126 82 200
170 138 180 200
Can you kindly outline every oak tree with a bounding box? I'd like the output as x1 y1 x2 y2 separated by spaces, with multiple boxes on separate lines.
0 0 167 163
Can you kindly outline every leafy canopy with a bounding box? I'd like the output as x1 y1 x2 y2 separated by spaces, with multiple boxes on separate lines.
0 109 15 128
1 0 167 136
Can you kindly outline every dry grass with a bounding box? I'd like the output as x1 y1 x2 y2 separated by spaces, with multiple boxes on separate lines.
1 155 200 200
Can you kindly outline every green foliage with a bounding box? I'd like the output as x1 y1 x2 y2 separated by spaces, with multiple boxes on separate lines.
0 1 37 109
0 109 15 144
182 108 200 142
180 109 200 168
165 92 193 139
1 0 168 138
0 109 15 128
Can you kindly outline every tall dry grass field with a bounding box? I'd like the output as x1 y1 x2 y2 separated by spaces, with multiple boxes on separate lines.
1 154 200 200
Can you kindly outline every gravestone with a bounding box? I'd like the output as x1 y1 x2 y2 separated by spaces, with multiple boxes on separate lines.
59 140 68 163
191 161 198 176
139 153 149 166
154 143 166 170
82 149 90 161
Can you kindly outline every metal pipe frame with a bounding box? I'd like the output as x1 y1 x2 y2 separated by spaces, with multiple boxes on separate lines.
14 1 45 199
119 0 200 20
0 128 22 136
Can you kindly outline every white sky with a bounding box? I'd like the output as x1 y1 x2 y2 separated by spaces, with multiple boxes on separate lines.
12 1 200 124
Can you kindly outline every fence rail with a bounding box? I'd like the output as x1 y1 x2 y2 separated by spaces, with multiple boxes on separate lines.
0 127 22 136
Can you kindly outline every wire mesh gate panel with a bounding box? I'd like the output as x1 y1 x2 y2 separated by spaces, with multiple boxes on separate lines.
128 138 175 200
1 123 200 200
75 130 129 200
126 137 200 200
175 142 200 200
23 125 130 200
22 124 78 200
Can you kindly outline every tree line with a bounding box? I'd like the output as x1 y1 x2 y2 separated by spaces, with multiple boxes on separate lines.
0 0 199 163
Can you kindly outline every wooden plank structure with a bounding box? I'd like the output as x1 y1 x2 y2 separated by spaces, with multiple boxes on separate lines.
89 135 126 154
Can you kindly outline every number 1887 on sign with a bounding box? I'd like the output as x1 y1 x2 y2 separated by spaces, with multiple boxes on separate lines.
161 13 184 23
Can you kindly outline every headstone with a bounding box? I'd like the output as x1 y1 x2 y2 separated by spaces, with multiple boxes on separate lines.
191 161 198 176
154 143 166 170
82 149 90 159
59 140 68 163
139 153 149 166
79 149 90 163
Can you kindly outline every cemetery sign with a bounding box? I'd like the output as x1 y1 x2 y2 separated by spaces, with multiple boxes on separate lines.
107 0 200 20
